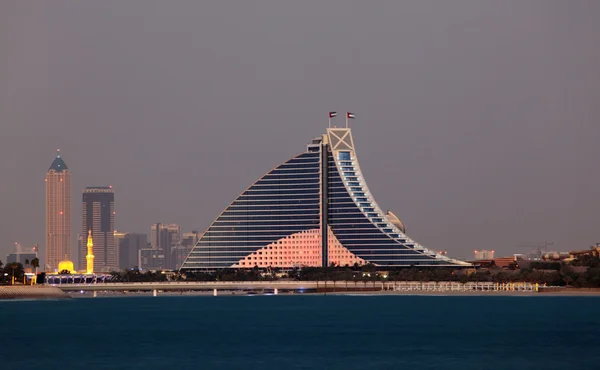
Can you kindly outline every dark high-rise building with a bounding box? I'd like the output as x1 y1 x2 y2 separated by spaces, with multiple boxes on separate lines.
118 233 147 270
81 186 115 271
181 126 470 272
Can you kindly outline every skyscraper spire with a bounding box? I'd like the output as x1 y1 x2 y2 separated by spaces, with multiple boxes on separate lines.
48 149 68 172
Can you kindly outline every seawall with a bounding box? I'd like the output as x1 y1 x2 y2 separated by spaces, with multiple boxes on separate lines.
0 286 71 300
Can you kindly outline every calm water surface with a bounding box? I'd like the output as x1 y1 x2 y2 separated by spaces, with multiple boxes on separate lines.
1 295 599 369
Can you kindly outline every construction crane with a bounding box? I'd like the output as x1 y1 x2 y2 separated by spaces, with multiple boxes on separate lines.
517 241 555 260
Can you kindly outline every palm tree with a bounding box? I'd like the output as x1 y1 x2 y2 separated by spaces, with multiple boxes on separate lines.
8 263 23 285
31 257 40 277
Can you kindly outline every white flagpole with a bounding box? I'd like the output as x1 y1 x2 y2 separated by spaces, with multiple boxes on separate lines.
346 113 348 128
329 117 331 128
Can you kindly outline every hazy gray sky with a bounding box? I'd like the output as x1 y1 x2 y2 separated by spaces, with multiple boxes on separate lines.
1 1 599 261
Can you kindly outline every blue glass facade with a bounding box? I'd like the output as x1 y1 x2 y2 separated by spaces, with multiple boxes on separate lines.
181 128 468 271
182 152 321 270
328 151 449 266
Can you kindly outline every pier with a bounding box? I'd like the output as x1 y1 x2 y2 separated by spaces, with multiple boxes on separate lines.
46 280 540 296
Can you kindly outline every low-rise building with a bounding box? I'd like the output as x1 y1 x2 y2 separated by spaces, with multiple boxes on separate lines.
139 248 165 271
6 252 37 266
474 250 495 260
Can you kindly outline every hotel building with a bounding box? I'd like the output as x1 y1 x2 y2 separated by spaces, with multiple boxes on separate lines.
181 126 469 271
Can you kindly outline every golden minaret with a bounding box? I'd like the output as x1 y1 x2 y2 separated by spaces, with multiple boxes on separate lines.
86 230 94 274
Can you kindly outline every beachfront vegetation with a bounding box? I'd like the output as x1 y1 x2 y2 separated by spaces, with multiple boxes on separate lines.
159 256 600 288
80 256 600 288
110 268 168 283
0 262 24 285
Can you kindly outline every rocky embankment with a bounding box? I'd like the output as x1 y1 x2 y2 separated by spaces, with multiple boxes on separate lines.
0 285 71 300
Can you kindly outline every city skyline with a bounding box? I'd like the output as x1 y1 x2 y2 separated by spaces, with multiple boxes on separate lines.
2 2 600 262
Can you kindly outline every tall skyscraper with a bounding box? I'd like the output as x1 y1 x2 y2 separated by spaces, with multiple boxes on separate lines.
45 150 71 272
81 186 115 272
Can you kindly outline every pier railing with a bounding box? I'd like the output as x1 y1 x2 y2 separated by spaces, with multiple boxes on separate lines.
389 281 538 292
46 280 540 293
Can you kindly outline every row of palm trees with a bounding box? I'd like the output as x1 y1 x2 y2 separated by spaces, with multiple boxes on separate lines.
0 258 40 285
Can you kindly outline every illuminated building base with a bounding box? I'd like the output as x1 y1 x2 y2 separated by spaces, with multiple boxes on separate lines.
232 228 365 268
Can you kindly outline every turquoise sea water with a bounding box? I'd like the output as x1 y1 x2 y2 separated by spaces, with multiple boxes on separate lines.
1 295 599 370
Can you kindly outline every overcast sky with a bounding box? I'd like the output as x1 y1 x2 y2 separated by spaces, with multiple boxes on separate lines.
1 1 599 262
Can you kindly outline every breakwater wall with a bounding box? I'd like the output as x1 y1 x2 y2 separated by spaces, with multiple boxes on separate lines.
0 286 71 300
538 286 600 294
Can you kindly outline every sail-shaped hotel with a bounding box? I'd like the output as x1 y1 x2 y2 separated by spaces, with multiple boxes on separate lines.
180 123 468 271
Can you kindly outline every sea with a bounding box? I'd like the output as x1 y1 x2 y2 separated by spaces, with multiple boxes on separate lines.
1 295 599 370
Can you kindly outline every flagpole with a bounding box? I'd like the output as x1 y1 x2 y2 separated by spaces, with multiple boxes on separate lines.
346 113 348 128
329 117 331 129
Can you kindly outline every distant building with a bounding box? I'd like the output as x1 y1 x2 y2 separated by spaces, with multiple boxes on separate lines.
494 256 516 268
474 250 495 260
174 231 199 269
6 253 37 266
570 244 600 259
150 223 181 270
76 233 84 269
118 233 148 270
150 223 163 249
181 231 199 249
114 230 127 268
166 224 181 245
81 187 115 272
170 245 189 270
542 252 570 261
139 248 164 270
46 150 71 272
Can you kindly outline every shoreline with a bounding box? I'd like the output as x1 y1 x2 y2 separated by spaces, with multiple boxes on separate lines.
66 289 600 299
4 286 600 301
0 286 71 300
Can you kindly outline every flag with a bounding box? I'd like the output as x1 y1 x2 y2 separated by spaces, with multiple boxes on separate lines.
347 112 356 119
329 112 337 118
